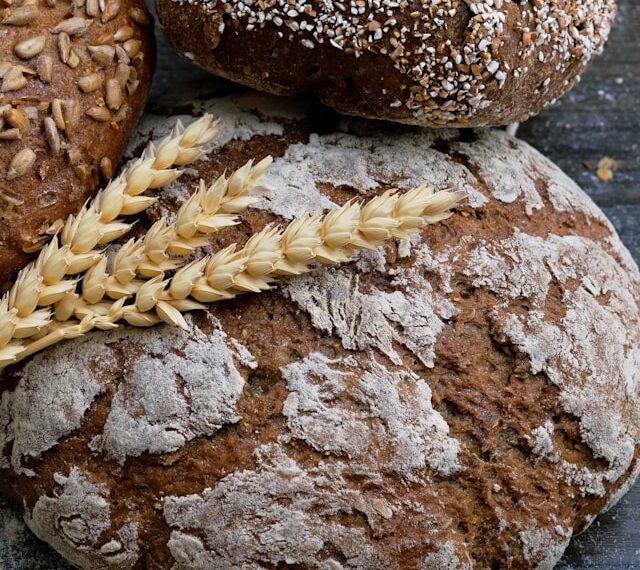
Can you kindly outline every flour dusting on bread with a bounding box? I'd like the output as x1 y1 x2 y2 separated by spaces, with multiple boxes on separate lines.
26 469 140 569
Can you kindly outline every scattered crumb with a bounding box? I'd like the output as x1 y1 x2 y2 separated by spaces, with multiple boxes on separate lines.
596 156 617 182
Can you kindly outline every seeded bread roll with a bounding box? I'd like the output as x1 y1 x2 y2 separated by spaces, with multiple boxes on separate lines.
1 85 639 569
0 0 155 287
156 0 616 129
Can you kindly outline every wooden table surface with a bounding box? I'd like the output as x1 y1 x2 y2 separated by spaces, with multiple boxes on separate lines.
0 1 638 568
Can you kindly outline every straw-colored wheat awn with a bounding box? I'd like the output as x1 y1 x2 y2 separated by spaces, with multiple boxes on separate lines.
0 114 221 367
0 181 464 368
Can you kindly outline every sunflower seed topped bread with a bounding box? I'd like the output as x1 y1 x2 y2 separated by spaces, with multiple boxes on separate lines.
0 0 155 287
1 84 639 569
157 0 616 128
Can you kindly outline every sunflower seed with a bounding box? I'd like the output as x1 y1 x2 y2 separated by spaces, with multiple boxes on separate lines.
57 33 71 63
101 0 119 23
0 128 21 140
105 78 122 110
63 98 80 133
114 63 130 87
123 39 141 58
113 25 133 42
85 0 98 16
37 54 53 82
22 236 48 253
128 7 149 26
99 156 112 179
3 6 39 26
43 117 60 155
6 108 28 132
51 17 92 36
1 67 27 92
78 73 102 93
112 103 128 123
7 148 36 180
86 106 110 122
14 35 46 59
67 147 82 164
67 49 80 69
73 163 92 183
88 44 115 66
0 187 24 208
95 31 113 45
114 44 130 64
51 98 65 129
126 79 139 96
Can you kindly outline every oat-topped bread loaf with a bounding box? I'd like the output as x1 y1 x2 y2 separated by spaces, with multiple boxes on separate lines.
0 0 155 287
0 84 639 569
157 0 616 128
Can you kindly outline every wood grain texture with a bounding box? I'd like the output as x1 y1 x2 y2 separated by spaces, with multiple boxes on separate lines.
0 1 638 567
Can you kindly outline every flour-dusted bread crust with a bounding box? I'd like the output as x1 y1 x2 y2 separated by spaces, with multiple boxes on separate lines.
0 0 155 286
157 0 615 129
0 83 639 569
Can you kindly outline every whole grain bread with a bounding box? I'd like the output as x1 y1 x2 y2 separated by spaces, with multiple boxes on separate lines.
157 0 616 128
0 84 639 569
0 0 155 287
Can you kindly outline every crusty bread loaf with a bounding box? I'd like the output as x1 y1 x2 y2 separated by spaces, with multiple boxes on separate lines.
0 0 155 287
157 0 616 128
0 84 639 569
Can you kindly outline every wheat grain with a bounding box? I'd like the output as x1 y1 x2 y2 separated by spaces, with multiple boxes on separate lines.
1 186 464 367
0 114 221 367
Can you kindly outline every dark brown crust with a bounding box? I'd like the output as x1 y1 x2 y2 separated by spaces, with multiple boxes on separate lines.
0 102 638 568
0 0 155 287
156 0 615 128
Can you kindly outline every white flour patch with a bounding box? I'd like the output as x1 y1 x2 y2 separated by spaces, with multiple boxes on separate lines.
0 316 249 473
90 319 246 464
456 130 612 221
420 541 472 570
465 231 640 495
519 524 572 570
257 128 485 219
285 267 453 369
281 353 460 478
528 422 558 461
1 338 114 475
26 469 139 569
163 443 388 569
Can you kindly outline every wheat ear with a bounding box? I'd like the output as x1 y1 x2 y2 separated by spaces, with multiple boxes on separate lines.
0 115 220 366
65 157 273 322
2 187 465 367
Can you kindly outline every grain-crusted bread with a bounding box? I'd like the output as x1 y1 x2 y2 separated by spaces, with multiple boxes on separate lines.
0 84 639 569
0 0 155 287
157 0 616 128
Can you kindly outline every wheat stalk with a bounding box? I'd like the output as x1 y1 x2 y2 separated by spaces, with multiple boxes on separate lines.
0 115 221 366
62 157 272 321
1 186 465 368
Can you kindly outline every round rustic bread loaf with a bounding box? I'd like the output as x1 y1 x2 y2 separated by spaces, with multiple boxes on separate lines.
0 0 155 287
0 84 639 569
156 0 616 128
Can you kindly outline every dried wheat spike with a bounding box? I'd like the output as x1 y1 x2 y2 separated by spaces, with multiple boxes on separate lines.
0 115 220 367
65 157 272 321
2 186 465 367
